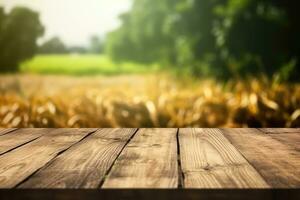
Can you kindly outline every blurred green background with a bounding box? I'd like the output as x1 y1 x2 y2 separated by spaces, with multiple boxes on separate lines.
1 0 299 80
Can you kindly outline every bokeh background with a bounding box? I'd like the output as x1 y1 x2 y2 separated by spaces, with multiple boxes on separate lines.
0 0 299 128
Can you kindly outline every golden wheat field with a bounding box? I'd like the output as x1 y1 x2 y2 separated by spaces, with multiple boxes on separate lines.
0 74 299 128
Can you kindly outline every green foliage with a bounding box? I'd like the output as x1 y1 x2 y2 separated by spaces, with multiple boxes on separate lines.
0 7 44 72
106 0 300 81
217 0 288 75
106 0 177 64
38 35 104 55
39 37 68 54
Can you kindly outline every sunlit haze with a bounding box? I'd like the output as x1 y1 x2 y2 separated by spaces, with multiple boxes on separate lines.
0 0 132 46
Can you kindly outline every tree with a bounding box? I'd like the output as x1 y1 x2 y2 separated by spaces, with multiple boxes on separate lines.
0 7 44 72
0 8 4 31
106 0 300 81
39 37 68 54
106 0 178 64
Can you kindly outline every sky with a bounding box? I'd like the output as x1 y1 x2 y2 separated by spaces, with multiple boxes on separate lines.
0 0 132 46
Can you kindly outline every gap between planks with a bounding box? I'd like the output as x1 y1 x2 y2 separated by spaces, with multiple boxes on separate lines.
0 128 98 188
0 128 299 189
19 128 138 189
0 129 53 156
179 128 268 188
176 128 184 188
102 128 179 188
221 128 300 188
0 128 17 136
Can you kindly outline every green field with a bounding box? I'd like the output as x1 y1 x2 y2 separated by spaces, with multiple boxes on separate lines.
21 54 158 75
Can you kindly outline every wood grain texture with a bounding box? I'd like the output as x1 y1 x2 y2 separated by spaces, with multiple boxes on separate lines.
0 128 299 190
0 128 17 136
19 128 137 189
0 128 97 188
259 128 300 151
0 129 50 155
267 133 300 152
259 128 300 134
179 128 268 188
102 128 178 188
222 128 300 188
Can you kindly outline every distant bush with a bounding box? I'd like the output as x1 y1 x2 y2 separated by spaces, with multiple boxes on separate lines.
38 35 105 55
38 37 68 54
0 7 44 72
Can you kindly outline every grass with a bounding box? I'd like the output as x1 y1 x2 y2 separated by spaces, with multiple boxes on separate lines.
0 74 299 128
20 54 159 75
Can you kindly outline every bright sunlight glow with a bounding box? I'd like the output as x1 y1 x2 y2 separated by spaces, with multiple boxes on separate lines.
0 0 132 46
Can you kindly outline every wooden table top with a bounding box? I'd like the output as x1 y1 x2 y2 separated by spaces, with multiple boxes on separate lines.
0 128 299 189
0 128 299 199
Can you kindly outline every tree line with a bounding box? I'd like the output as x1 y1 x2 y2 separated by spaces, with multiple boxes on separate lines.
106 0 300 81
38 35 104 54
0 7 103 72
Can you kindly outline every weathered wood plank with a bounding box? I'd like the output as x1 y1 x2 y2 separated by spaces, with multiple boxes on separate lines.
267 133 300 152
19 128 137 189
102 128 178 188
222 128 300 188
0 128 97 188
179 128 268 188
259 128 300 134
0 128 17 136
259 128 300 151
0 129 51 155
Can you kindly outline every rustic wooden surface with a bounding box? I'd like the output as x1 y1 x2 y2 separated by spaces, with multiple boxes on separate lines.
102 128 178 188
222 128 300 188
179 128 268 188
0 128 17 136
0 128 299 189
